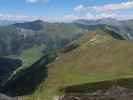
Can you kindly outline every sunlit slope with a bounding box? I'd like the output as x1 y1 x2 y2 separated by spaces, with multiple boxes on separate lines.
25 30 133 100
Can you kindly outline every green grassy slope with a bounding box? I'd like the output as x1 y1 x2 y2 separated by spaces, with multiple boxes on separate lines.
24 30 133 100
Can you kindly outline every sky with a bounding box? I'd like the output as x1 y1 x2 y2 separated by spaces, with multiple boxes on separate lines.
0 0 133 22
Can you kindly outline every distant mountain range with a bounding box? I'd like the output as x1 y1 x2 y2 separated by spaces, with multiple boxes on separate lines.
0 20 25 26
1 18 133 100
0 18 133 56
74 18 133 40
0 20 86 56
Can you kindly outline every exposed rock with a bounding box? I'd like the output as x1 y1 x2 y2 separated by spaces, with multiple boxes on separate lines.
60 86 133 100
0 93 21 100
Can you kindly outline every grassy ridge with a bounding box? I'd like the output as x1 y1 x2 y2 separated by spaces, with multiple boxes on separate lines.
24 31 133 100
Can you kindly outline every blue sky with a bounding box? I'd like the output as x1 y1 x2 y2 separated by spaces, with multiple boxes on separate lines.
0 0 133 21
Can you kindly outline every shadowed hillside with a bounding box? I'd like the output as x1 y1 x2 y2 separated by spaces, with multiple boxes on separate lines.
0 57 22 85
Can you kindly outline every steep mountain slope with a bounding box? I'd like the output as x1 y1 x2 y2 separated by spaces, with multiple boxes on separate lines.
74 18 120 26
0 26 36 56
0 20 87 96
0 20 24 26
0 45 45 87
74 19 133 40
0 20 86 56
13 20 46 31
21 29 133 100
0 19 133 56
0 57 22 84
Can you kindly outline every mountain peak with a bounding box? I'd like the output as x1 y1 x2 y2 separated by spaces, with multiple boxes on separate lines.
13 20 47 31
32 20 45 24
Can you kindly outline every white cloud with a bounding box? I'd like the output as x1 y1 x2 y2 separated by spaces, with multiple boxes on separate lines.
92 1 133 12
0 13 132 22
72 1 133 21
26 0 37 3
61 12 118 22
74 1 133 12
26 0 49 3
74 4 86 12
0 13 58 22
0 13 37 21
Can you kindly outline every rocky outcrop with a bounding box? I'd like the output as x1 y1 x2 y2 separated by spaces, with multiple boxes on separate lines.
0 93 22 100
59 86 133 100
